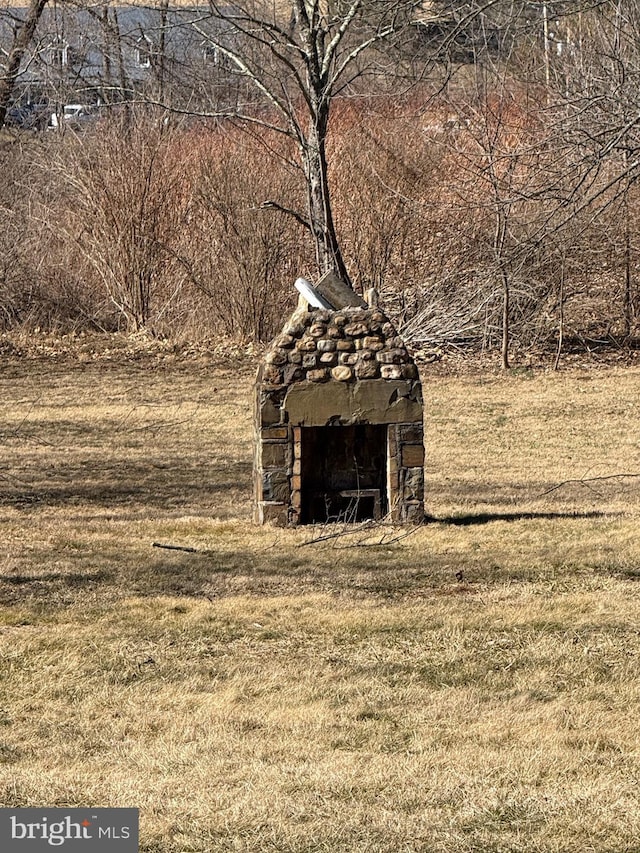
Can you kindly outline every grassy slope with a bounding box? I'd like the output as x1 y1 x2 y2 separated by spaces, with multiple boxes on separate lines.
0 354 639 852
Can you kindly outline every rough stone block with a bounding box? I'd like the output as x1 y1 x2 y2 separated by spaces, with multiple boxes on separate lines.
387 503 402 523
355 362 380 379
398 423 423 443
403 501 425 524
344 322 368 337
263 365 283 384
261 470 289 502
288 349 303 364
317 339 337 352
302 353 318 369
320 352 338 366
309 323 327 338
297 339 317 352
261 442 289 468
401 363 418 380
377 348 406 365
331 365 353 381
265 350 287 366
380 365 402 380
275 333 294 348
336 340 355 352
363 336 384 350
259 394 283 426
339 352 358 365
283 365 304 384
262 426 289 440
308 368 329 382
403 467 424 501
401 444 424 468
257 501 288 526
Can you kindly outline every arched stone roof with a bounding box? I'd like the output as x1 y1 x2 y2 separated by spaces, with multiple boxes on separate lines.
259 305 418 387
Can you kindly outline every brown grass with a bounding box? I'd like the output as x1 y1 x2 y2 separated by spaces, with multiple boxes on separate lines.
1 347 640 852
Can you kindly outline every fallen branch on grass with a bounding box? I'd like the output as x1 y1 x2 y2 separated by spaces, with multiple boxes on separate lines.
297 519 378 547
540 472 640 496
152 542 198 553
297 518 424 548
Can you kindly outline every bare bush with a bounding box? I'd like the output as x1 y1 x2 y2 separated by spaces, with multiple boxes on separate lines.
1 85 638 354
187 127 309 341
0 173 31 328
50 114 194 334
330 97 435 300
0 140 101 332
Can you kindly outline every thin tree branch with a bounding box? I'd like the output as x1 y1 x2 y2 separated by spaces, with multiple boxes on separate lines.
258 200 311 231
540 473 640 496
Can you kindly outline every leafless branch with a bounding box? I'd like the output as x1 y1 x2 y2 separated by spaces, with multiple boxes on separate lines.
540 473 640 497
258 200 311 231
152 542 198 553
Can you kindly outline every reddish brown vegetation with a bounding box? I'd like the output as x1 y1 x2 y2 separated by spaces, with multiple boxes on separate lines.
1 90 638 357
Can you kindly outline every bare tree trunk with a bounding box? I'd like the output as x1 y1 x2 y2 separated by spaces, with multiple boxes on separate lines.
303 103 351 286
493 206 510 370
0 0 48 129
500 262 510 370
100 6 112 87
158 0 169 104
623 186 632 338
613 0 633 340
191 0 425 290
554 251 565 371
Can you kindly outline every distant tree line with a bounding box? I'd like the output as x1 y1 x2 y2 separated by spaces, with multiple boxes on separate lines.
1 1 639 367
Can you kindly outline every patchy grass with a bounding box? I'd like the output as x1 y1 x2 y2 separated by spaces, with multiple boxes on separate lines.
1 356 640 852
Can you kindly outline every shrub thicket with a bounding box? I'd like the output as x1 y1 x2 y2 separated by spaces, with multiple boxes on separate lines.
1 89 638 354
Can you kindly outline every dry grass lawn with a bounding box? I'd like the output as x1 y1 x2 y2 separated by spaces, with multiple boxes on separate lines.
1 344 639 852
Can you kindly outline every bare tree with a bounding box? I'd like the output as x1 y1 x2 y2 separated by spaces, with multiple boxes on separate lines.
0 0 48 129
181 0 426 288
514 0 640 351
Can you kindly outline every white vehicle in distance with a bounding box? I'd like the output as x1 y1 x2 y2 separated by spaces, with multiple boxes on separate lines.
49 104 100 130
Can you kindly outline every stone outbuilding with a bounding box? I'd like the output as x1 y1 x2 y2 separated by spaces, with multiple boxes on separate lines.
253 291 425 526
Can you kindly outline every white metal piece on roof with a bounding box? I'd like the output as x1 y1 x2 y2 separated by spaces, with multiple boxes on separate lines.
294 278 333 310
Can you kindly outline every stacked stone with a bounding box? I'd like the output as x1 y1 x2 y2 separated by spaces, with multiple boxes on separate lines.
388 423 425 523
254 302 425 527
262 306 418 387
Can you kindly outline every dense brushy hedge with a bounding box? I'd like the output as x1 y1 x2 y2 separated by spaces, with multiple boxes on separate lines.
1 90 638 355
